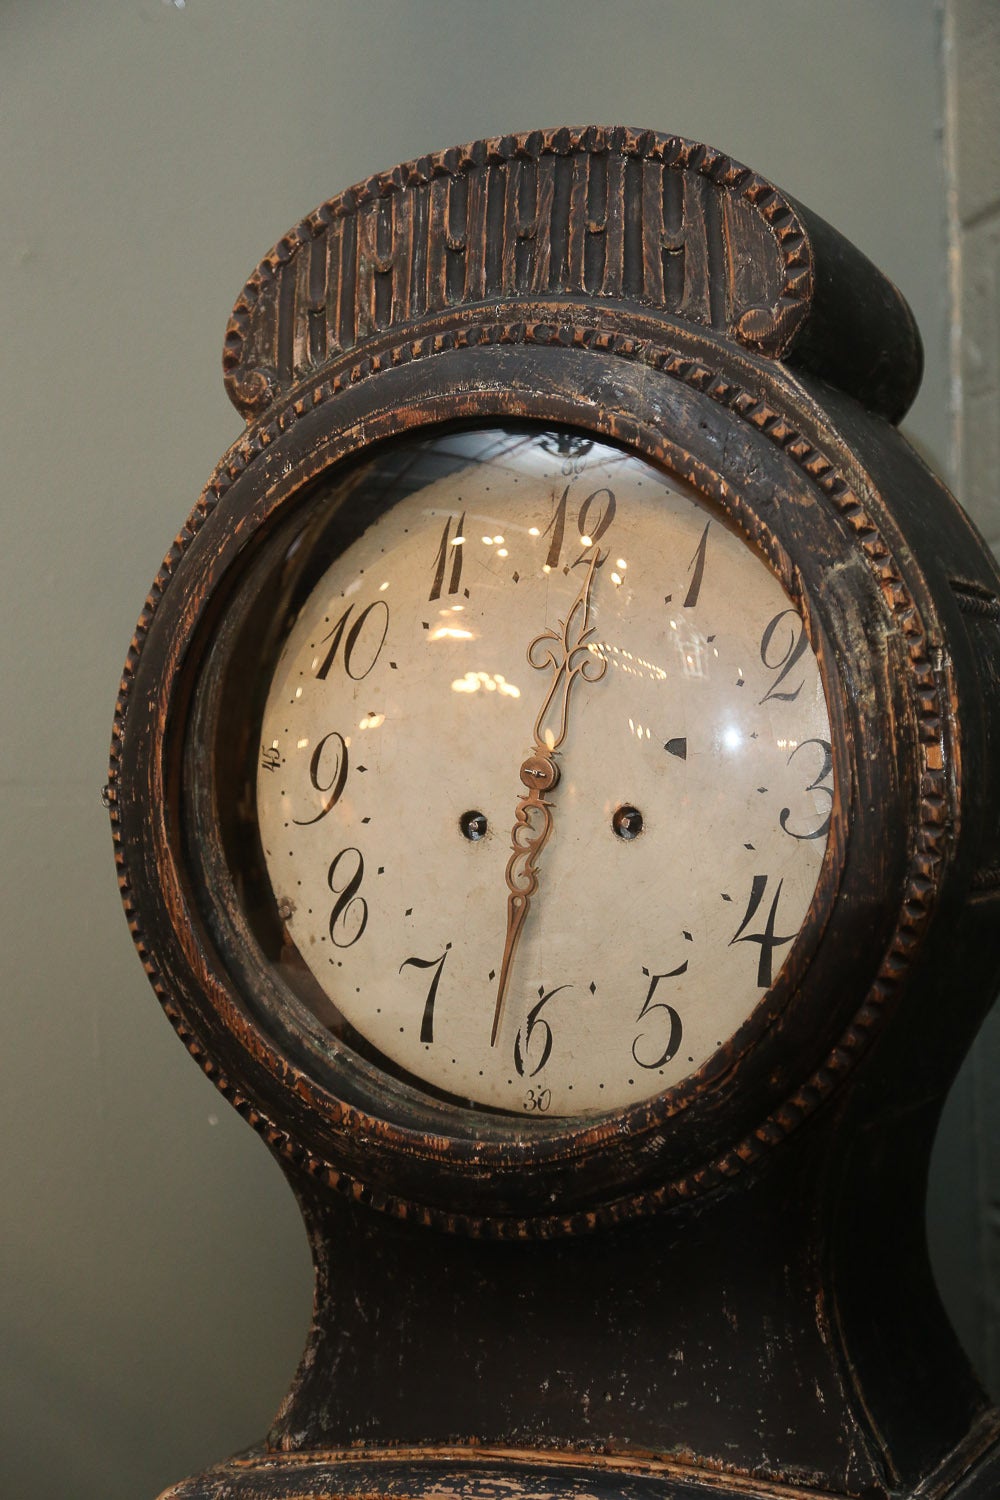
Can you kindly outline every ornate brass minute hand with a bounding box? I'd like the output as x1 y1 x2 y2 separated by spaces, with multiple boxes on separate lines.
490 548 608 1046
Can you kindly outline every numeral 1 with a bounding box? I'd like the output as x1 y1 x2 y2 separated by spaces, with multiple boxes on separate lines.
683 521 711 608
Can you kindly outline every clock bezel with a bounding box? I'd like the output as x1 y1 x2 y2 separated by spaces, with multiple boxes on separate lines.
185 415 839 1123
111 327 941 1233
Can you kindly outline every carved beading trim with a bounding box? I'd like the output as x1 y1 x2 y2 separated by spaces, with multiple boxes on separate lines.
110 318 953 1238
221 127 813 418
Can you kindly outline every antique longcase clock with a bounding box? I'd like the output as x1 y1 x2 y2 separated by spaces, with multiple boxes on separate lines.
110 128 1000 1499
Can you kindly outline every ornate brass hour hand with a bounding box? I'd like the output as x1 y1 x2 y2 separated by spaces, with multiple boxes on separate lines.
491 549 607 1047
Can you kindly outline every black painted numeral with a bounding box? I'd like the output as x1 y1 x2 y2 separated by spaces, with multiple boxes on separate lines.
683 521 711 608
428 512 466 601
293 731 349 825
729 875 795 987
399 947 451 1044
513 985 568 1078
327 847 368 948
316 600 389 681
759 609 808 704
632 963 686 1069
542 485 570 569
523 1087 552 1112
780 739 833 841
541 485 616 571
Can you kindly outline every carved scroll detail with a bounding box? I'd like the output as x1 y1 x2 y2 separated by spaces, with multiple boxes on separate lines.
222 127 813 417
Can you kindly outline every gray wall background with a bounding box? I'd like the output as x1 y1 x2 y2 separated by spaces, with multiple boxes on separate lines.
2 4 993 1497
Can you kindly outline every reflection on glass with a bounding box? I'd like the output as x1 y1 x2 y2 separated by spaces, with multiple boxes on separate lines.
248 426 832 1119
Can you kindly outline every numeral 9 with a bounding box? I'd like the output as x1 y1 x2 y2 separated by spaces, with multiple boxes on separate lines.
294 731 349 825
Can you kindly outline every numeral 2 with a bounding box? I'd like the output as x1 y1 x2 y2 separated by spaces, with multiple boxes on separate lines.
759 609 808 704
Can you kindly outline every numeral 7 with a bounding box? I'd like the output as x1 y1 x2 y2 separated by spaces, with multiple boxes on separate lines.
399 946 450 1043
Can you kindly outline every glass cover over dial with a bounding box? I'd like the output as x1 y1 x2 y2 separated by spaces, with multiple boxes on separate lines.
255 428 832 1117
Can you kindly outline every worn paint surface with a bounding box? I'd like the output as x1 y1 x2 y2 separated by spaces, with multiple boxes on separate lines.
110 132 1000 1498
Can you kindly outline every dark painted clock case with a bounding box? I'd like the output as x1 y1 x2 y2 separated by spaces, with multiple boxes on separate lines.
110 129 1000 1499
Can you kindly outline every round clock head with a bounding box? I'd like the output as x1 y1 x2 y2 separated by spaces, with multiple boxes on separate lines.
113 127 981 1233
244 425 831 1119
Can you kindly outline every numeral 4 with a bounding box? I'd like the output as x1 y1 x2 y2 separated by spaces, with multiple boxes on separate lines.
729 875 794 987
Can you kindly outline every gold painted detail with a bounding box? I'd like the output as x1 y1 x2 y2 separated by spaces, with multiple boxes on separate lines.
491 550 607 1044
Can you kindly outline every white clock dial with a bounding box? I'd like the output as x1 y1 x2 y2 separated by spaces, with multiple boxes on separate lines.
256 428 832 1117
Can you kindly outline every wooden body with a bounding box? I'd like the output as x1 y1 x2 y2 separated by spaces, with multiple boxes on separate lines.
109 130 1000 1498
